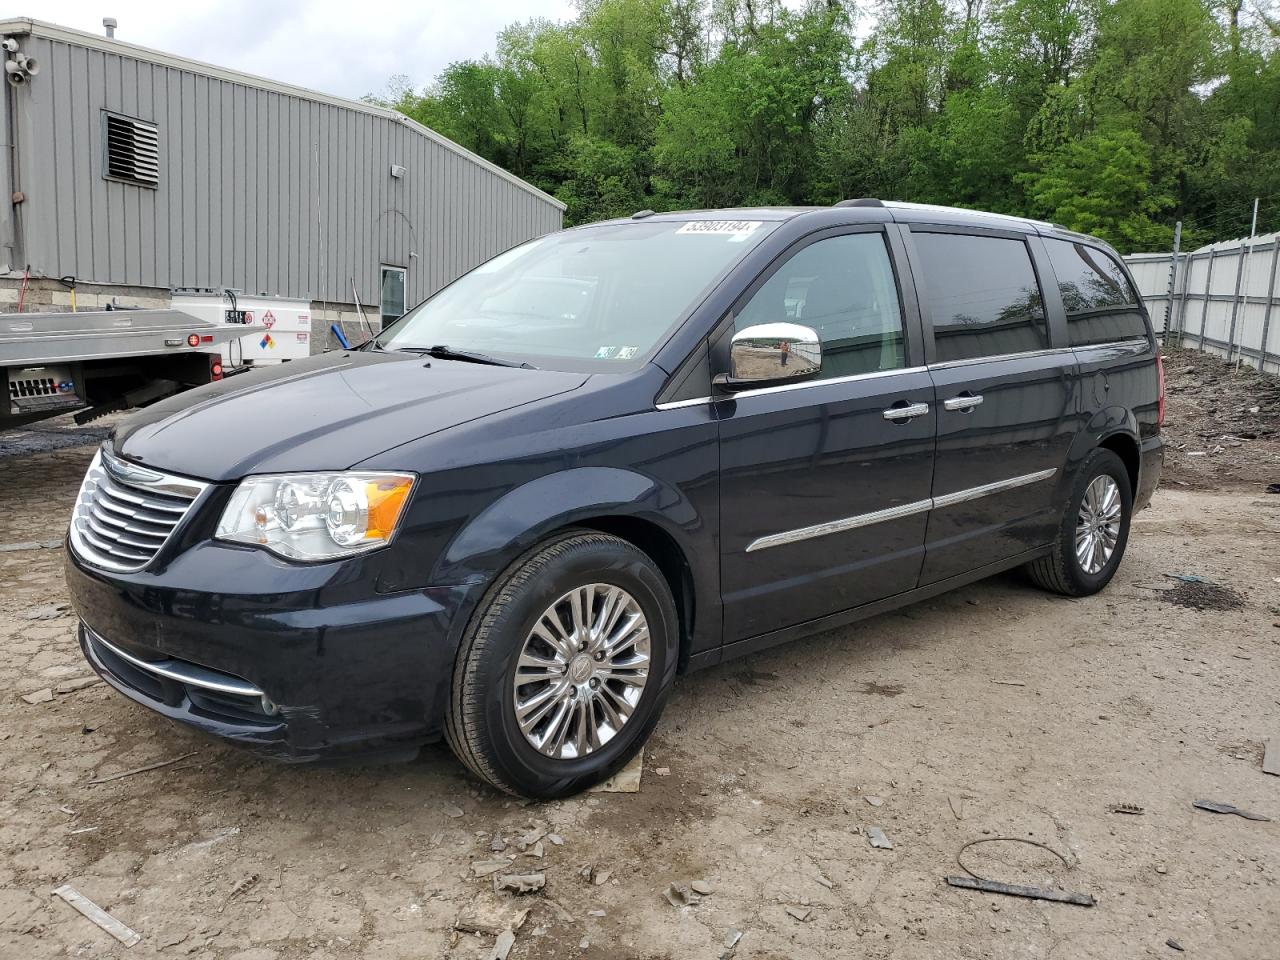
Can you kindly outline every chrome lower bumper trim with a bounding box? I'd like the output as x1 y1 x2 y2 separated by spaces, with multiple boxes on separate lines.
83 623 263 698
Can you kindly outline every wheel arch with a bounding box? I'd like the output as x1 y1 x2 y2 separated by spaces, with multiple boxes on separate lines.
432 467 712 672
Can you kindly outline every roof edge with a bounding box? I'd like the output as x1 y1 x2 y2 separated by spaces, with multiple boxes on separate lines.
0 17 566 212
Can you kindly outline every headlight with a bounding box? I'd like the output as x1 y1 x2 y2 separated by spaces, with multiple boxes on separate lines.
216 472 415 561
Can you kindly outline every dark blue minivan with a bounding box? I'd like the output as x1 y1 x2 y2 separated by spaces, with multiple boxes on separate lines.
66 200 1163 797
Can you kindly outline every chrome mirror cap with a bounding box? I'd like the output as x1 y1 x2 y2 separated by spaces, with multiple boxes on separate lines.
717 322 822 390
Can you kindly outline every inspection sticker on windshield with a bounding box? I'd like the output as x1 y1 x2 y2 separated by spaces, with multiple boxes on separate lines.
677 220 762 240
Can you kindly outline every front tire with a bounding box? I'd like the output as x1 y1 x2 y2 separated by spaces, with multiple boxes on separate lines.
1026 448 1133 597
444 531 678 799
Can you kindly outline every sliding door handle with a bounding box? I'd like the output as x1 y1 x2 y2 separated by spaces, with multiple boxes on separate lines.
943 393 984 412
882 402 930 422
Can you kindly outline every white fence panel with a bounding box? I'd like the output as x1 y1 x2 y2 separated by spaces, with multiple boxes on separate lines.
1124 233 1280 375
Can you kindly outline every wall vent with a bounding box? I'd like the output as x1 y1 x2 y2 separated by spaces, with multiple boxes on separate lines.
102 111 159 187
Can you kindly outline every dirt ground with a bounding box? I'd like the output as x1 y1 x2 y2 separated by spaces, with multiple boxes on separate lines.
3 358 1280 960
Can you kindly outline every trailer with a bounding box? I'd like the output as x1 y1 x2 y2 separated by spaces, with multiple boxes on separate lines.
2 308 264 429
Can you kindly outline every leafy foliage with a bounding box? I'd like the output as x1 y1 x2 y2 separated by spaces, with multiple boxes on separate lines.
372 0 1280 251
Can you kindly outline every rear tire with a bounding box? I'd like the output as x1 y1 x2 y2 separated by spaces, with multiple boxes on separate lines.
444 531 678 799
1026 448 1133 597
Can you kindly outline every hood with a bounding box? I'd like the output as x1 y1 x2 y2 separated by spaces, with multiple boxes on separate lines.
111 351 589 481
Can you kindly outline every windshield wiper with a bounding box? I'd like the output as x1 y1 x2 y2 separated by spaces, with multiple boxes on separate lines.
412 344 536 369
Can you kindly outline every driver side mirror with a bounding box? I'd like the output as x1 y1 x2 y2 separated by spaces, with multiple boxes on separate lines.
714 323 822 391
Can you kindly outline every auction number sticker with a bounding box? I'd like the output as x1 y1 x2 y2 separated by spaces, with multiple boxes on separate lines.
676 220 763 240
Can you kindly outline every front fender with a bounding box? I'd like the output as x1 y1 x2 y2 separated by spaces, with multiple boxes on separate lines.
432 466 704 587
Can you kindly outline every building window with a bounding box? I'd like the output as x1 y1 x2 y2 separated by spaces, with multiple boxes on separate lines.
101 111 160 188
381 266 406 327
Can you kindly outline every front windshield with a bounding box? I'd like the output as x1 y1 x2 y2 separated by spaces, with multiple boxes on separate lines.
376 218 777 368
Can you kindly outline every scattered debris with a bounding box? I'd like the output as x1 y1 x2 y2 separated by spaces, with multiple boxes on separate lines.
588 909 606 918
948 796 965 820
1263 740 1279 777
487 930 516 960
471 858 514 878
690 879 714 895
24 602 70 620
490 835 507 852
20 688 54 705
589 748 644 793
442 803 465 819
55 677 102 694
547 833 564 846
0 539 63 553
87 751 198 784
721 927 744 959
496 873 545 894
1192 799 1271 821
991 679 1026 687
864 796 884 807
814 875 833 890
785 905 812 922
664 883 694 907
944 875 1096 907
1161 578 1245 612
593 869 612 886
217 874 260 914
1167 937 1185 951
654 766 671 776
1266 483 1280 495
51 884 142 947
866 826 893 850
69 826 98 835
578 937 590 950
1111 803 1145 815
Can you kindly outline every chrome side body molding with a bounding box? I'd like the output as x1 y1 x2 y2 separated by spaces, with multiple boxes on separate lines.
745 468 1057 553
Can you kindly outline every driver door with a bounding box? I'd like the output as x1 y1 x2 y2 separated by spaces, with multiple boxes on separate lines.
716 227 936 643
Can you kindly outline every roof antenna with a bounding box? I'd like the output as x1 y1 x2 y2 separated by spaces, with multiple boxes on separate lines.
103 17 117 39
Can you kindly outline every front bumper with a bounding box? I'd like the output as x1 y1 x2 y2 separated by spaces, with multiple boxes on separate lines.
66 540 477 761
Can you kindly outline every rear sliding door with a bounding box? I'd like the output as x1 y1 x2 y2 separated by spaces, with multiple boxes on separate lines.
903 226 1079 584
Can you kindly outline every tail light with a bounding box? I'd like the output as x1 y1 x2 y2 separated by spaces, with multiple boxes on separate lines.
210 357 224 382
1155 352 1166 428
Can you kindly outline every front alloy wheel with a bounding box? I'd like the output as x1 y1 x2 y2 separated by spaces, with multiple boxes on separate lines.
445 532 678 799
513 584 651 759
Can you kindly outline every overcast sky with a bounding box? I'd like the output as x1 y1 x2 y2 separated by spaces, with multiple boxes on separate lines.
6 0 578 101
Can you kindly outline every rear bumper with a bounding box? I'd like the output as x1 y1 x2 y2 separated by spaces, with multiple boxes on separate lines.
1136 434 1163 511
66 540 477 761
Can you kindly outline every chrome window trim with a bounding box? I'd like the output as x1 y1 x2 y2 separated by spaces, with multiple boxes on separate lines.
654 365 929 410
84 623 264 698
745 468 1057 553
926 347 1074 371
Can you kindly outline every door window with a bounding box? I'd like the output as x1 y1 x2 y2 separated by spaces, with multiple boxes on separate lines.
381 265 407 327
734 233 906 378
913 232 1047 363
1042 238 1148 345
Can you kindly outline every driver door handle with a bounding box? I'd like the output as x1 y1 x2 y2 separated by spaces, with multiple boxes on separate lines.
882 402 930 422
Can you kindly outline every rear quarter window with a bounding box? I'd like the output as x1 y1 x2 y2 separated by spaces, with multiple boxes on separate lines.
1043 238 1149 346
912 232 1048 363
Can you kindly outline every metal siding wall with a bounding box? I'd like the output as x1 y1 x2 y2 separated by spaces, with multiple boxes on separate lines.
16 37 562 301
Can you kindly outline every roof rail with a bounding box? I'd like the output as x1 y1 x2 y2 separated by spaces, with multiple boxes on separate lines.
833 198 884 208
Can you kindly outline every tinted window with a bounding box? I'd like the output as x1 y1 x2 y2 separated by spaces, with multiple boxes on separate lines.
1043 238 1149 345
735 233 905 378
914 232 1047 363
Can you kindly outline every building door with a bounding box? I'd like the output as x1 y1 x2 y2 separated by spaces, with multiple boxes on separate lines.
381 265 407 328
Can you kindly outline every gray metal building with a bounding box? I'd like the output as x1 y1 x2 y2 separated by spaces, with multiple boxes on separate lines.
0 17 564 329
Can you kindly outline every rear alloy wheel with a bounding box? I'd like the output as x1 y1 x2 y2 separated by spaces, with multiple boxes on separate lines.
445 532 678 799
1026 448 1133 597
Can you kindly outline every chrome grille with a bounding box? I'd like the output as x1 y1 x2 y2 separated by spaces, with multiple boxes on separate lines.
69 449 209 572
